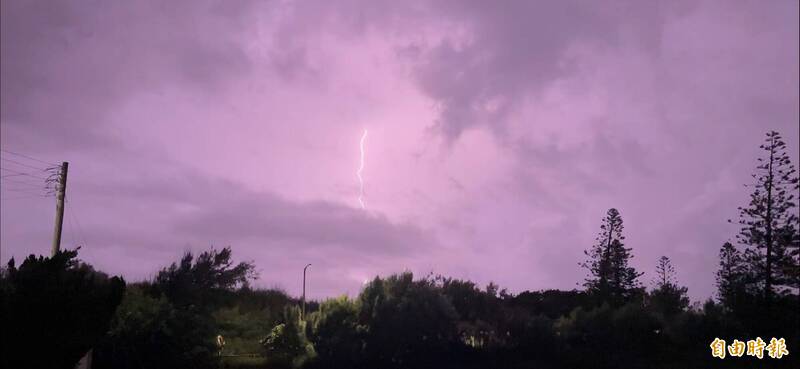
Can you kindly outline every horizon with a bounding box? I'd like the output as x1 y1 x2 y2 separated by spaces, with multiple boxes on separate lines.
2 0 799 302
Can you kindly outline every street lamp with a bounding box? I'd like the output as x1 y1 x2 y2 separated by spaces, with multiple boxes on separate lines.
302 263 311 320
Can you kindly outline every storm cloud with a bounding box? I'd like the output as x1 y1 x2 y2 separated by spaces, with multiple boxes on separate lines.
2 0 798 300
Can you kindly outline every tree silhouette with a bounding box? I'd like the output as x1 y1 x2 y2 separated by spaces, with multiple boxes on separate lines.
357 273 460 369
715 242 748 312
648 256 689 316
0 249 125 369
733 131 799 307
152 246 256 312
652 256 676 289
582 208 642 305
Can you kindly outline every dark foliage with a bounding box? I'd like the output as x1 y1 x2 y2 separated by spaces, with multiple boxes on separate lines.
0 249 125 369
93 285 217 369
648 256 689 316
306 296 364 368
508 289 591 319
151 246 256 312
262 305 315 368
357 273 462 368
94 247 256 369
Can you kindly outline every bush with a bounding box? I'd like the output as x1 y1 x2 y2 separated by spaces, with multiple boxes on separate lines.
94 286 218 369
0 249 125 369
306 296 365 367
357 273 461 369
556 303 662 369
95 247 256 369
262 305 316 368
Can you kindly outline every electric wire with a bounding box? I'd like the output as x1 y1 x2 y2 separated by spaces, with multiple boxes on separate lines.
0 167 49 180
0 149 58 166
66 199 89 247
0 157 49 172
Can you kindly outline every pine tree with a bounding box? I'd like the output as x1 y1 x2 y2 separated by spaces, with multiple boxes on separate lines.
653 256 676 289
733 131 799 305
649 256 689 315
609 239 643 302
715 242 748 312
581 208 642 305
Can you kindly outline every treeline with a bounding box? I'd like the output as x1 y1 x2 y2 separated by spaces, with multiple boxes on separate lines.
0 131 798 369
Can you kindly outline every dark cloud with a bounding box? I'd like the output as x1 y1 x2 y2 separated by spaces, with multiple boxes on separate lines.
1 0 258 150
402 0 695 142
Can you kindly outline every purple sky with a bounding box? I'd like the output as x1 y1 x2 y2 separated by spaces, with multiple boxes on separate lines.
1 0 798 301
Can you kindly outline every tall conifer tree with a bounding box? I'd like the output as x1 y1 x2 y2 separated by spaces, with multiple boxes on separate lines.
650 256 689 315
582 208 642 305
734 131 799 305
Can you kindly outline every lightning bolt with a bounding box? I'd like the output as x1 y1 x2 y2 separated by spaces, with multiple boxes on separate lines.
357 129 368 209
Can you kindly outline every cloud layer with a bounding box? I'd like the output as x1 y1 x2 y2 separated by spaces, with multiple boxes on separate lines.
2 0 798 300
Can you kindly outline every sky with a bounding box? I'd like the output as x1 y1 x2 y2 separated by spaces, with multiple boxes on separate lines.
1 0 798 301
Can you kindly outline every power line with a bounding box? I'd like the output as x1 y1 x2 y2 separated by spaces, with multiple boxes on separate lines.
67 199 89 247
67 207 86 249
1 186 44 193
1 188 46 198
0 177 45 188
65 208 79 247
0 187 47 196
0 194 49 200
0 178 46 188
0 149 58 166
2 173 37 178
0 167 49 180
2 169 54 192
0 157 49 172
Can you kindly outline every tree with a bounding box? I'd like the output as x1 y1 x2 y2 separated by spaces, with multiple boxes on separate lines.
306 296 365 368
608 239 643 303
652 256 676 289
94 286 217 369
95 247 257 369
152 246 256 312
510 289 590 319
715 242 748 312
357 273 460 369
581 208 643 305
556 303 661 369
733 131 799 306
0 249 125 369
648 256 689 316
435 277 504 349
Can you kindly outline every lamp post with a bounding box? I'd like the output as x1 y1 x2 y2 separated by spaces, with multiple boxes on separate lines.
302 263 311 320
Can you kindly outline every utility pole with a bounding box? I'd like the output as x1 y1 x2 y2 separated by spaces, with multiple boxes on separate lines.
302 263 311 320
44 161 90 369
51 162 68 256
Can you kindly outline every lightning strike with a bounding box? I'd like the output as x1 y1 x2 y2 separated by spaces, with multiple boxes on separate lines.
357 129 368 209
